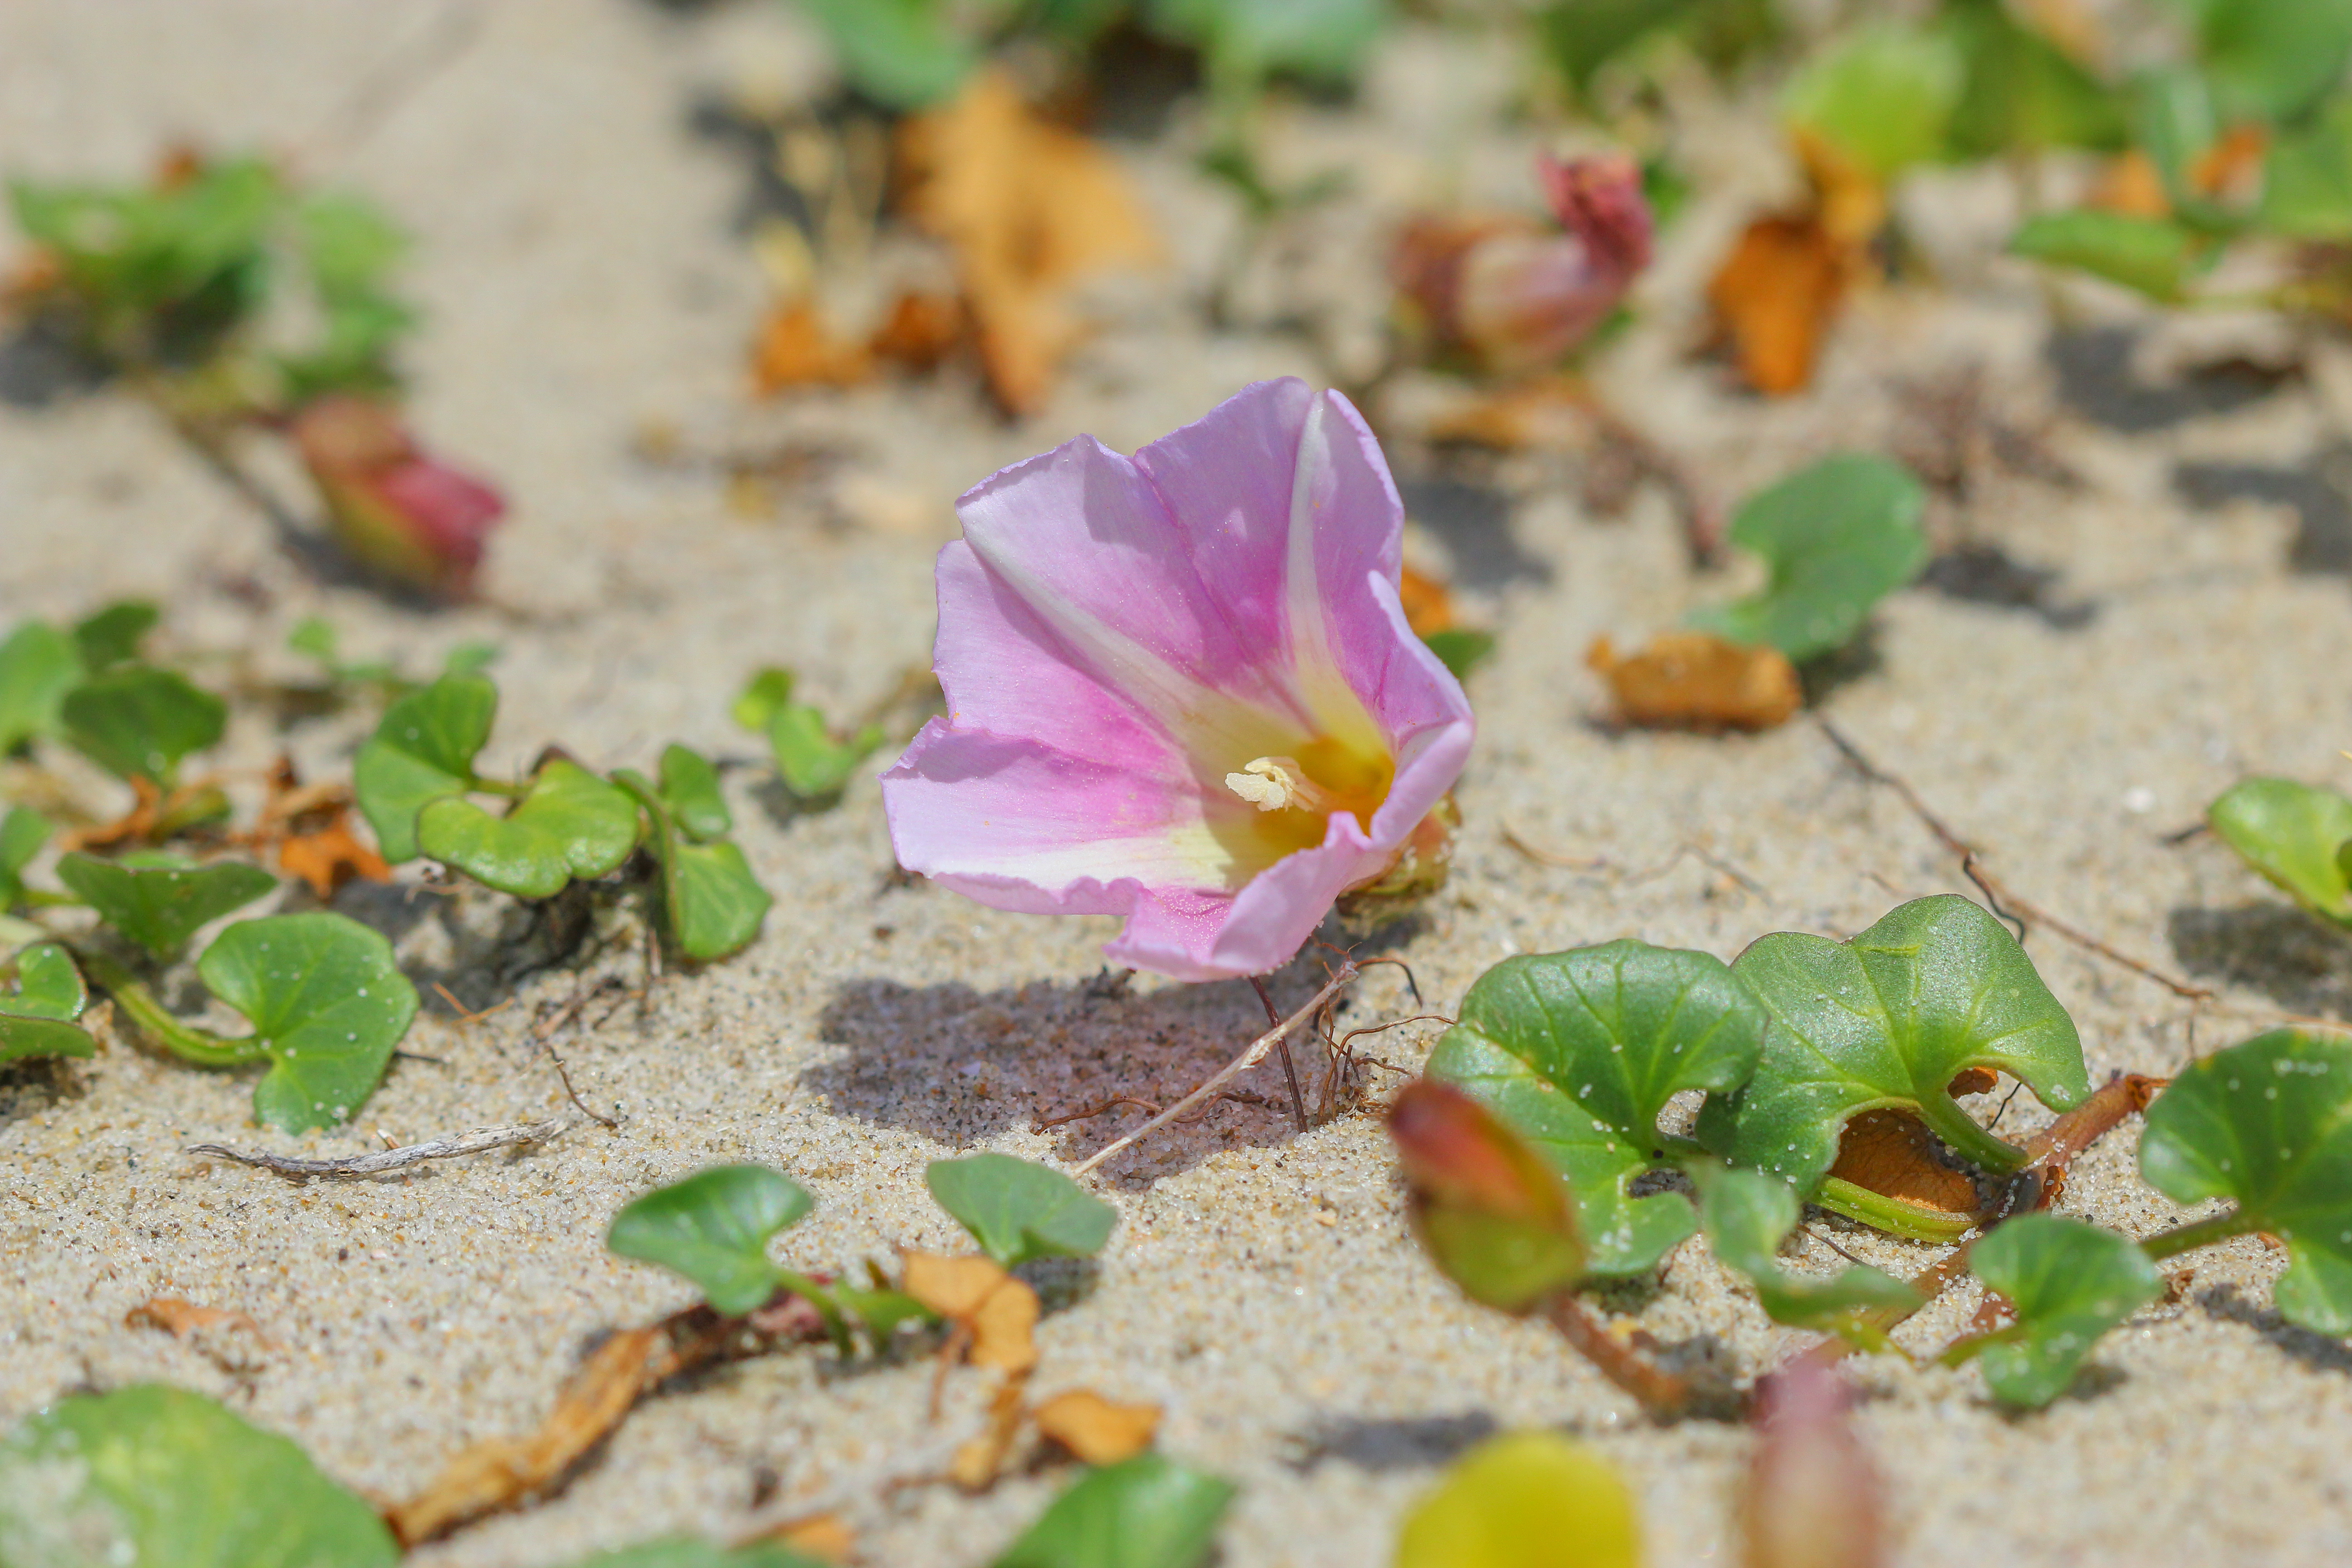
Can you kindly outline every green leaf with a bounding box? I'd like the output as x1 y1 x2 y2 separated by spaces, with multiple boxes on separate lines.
1690 455 1928 662
1421 628 1495 681
56 852 275 956
607 1163 813 1315
1962 1213 2162 1408
798 0 977 111
2139 1028 2352 1335
1393 1431 1640 1568
1424 940 1765 1276
2207 777 2352 926
2264 98 2352 240
0 1383 398 1568
442 640 500 677
614 769 772 962
296 191 407 299
2168 0 2352 125
1781 21 1963 182
992 1454 1236 1568
1938 0 2127 159
768 705 884 798
198 912 420 1132
1694 1163 1919 1330
59 666 227 785
731 667 796 734
0 620 80 753
71 600 158 671
926 1152 1118 1265
288 616 340 666
1708 895 2088 1196
0 942 93 1063
552 1540 824 1568
657 744 731 842
1392 1080 1588 1311
0 805 48 910
1147 0 1390 85
417 759 641 898
1539 0 1708 97
353 673 497 862
2009 209 2198 302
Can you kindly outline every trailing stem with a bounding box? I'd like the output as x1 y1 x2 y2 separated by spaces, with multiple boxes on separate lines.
1539 1290 1745 1421
2139 1210 2255 1262
72 946 261 1068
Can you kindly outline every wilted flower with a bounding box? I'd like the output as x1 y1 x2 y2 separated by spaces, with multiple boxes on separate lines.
1394 152 1654 374
1390 1078 1584 1313
291 395 506 598
1742 1349 1885 1568
881 378 1474 981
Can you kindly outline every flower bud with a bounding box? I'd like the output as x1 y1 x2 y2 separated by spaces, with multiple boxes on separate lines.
1390 1079 1584 1313
1742 1349 1885 1568
291 395 506 598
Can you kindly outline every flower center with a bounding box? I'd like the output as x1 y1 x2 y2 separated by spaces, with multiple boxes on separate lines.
1225 756 1337 815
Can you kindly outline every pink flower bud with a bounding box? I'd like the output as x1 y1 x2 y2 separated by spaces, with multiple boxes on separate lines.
291 396 506 598
1742 1349 1885 1568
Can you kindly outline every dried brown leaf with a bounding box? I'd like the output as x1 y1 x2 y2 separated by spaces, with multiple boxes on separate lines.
1423 376 1598 452
1397 566 1455 637
1705 212 1853 396
950 1371 1031 1491
1827 1109 1980 1220
1587 632 1801 731
125 1296 271 1347
280 816 392 900
1033 1389 1161 1465
869 289 967 372
763 1513 856 1563
902 1251 1039 1373
751 301 873 395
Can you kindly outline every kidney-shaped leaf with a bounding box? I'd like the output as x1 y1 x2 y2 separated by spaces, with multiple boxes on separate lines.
1962 1213 2162 1408
61 666 227 784
58 852 275 956
353 672 496 861
0 805 48 909
1690 455 1928 662
927 1152 1118 1266
2206 777 2352 927
992 1454 1235 1568
616 768 770 962
0 1383 397 1568
416 759 640 898
0 941 93 1063
0 619 80 752
1711 895 2087 1194
769 705 884 799
1695 1164 1919 1330
198 912 419 1133
657 744 732 843
607 1164 814 1315
2139 1028 2352 1334
1426 940 1765 1275
72 600 159 671
1393 1431 1640 1568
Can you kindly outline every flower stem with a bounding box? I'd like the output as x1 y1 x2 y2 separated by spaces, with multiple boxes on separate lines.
74 947 262 1068
1912 1091 2028 1175
1817 1176 1978 1244
1539 1290 1741 1420
2139 1210 2254 1262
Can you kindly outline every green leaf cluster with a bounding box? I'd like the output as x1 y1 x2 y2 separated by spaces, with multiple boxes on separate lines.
1690 455 1929 663
1 603 225 789
0 941 94 1064
733 666 885 800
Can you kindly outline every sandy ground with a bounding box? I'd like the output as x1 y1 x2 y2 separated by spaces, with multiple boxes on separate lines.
7 2 2352 1564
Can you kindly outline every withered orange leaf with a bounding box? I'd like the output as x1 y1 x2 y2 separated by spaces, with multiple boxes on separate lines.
897 70 1159 416
869 289 967 372
759 1513 856 1563
279 816 392 900
1828 1108 1981 1222
2092 151 2172 218
949 1371 1031 1492
1424 375 1598 452
904 1251 1040 1373
125 1296 271 1345
1706 211 1853 396
1398 566 1455 637
751 301 873 395
1587 632 1801 731
1033 1389 1160 1465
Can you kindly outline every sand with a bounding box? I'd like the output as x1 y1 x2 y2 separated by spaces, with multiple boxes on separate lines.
6 2 2352 1564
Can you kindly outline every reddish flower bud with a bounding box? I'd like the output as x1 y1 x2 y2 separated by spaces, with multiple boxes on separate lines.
1390 1078 1584 1313
1742 1349 1886 1568
291 396 506 598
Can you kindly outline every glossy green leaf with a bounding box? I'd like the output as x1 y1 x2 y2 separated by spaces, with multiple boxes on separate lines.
1421 628 1495 681
1939 0 2126 158
2139 1028 2352 1335
2009 209 2196 302
1393 1431 1640 1568
2207 777 2352 926
615 769 771 962
416 759 640 899
768 705 884 798
1962 1213 2162 1408
992 1454 1235 1568
1147 0 1389 85
0 1383 397 1568
1690 455 1928 662
1695 1163 1919 1330
0 620 80 753
927 1152 1118 1265
56 852 275 956
1425 940 1765 1275
71 600 158 671
731 667 796 734
59 666 226 784
607 1164 813 1315
0 942 93 1063
657 744 731 842
2169 0 2352 125
0 805 46 910
353 673 497 861
799 0 976 110
1707 895 2087 1195
1781 21 1962 181
199 913 419 1132
553 1541 823 1568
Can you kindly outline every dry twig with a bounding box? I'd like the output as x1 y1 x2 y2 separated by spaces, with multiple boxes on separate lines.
186 1118 570 1177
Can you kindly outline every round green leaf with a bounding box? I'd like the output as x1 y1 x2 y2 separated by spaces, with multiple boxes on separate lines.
2009 208 2197 303
353 672 496 862
1689 454 1928 662
0 1383 397 1568
197 913 419 1133
59 666 226 784
1694 1164 1919 1329
992 1454 1235 1568
607 1164 813 1315
416 759 640 898
2262 99 2352 240
71 600 159 671
2183 0 2352 125
2140 1029 2352 1335
927 1152 1118 1266
1966 1213 2162 1408
56 852 275 956
2207 777 2352 927
731 667 795 734
657 744 731 843
0 942 93 1063
1393 1431 1640 1568
0 620 82 752
768 704 885 799
1782 20 1963 181
1713 895 2088 1196
0 805 48 909
1425 940 1764 1275
615 769 770 961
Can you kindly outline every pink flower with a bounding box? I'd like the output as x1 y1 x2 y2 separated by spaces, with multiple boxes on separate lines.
881 379 1474 982
1742 1349 1885 1568
291 396 507 598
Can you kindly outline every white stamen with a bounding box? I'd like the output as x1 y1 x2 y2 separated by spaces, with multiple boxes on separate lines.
1225 756 1334 814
